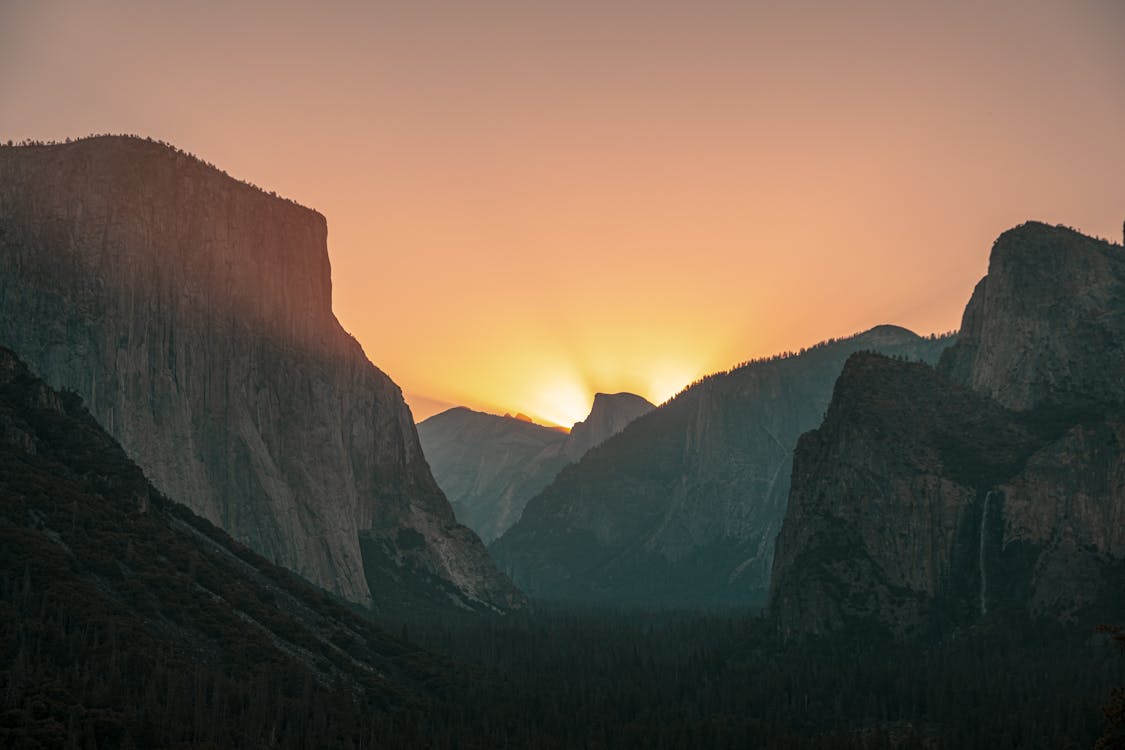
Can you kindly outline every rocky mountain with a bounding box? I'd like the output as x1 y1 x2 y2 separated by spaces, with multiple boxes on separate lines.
417 392 654 543
0 345 447 746
770 223 1125 640
417 408 571 543
0 136 522 612
563 392 655 461
939 223 1125 411
491 326 953 607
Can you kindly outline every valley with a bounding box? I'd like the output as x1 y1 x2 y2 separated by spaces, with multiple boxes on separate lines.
0 135 1122 748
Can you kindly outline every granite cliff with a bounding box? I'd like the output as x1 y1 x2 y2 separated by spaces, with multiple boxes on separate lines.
771 223 1125 640
940 223 1125 410
0 136 522 611
492 326 953 607
417 392 653 543
0 345 446 745
563 392 655 461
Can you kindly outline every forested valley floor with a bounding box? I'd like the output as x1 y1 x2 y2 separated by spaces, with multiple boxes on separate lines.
380 605 1123 750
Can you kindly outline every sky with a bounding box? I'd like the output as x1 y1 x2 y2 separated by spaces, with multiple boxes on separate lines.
2 1 1124 426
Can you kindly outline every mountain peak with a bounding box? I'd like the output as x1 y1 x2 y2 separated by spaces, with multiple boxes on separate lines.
492 329 953 607
418 394 653 542
564 391 655 461
4 135 321 220
772 219 1125 641
417 405 571 543
855 324 921 346
940 221 1125 410
591 390 652 404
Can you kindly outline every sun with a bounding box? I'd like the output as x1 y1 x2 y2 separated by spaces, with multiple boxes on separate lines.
530 379 591 429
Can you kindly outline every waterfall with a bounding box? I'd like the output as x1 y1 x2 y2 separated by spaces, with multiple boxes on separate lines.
978 490 992 616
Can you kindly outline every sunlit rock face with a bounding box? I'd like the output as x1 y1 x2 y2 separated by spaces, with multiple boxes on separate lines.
492 326 953 608
0 136 523 612
418 393 653 544
771 223 1125 641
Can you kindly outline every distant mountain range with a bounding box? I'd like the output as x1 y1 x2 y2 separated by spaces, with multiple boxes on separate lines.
3 135 1119 661
0 136 521 613
418 392 654 543
770 223 1125 639
491 325 954 607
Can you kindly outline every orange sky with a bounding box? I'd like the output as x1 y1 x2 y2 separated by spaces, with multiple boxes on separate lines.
3 1 1124 426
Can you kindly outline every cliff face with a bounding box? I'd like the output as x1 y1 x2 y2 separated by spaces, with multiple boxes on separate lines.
417 392 654 544
491 326 953 607
771 223 1125 640
940 222 1125 410
0 136 522 611
563 392 655 461
770 354 1045 639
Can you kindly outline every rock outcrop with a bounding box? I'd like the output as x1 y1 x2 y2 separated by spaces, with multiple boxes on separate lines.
939 222 1125 410
771 223 1125 640
0 136 522 611
417 392 654 544
491 326 953 607
563 392 655 461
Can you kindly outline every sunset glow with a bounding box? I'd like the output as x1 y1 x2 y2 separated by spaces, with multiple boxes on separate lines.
3 1 1124 425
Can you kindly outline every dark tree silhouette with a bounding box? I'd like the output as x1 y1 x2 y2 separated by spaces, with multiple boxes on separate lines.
1098 625 1125 750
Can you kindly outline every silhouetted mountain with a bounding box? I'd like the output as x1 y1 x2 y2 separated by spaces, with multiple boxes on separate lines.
418 393 654 543
0 345 449 747
491 326 953 607
563 392 655 461
0 136 522 613
771 223 1125 640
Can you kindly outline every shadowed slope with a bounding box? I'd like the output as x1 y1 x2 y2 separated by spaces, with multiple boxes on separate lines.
418 393 654 543
493 326 953 607
0 346 454 747
772 223 1125 640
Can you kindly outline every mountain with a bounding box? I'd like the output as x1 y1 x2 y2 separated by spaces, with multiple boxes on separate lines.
770 223 1125 640
563 392 655 461
417 392 654 543
939 222 1125 410
491 326 953 607
0 136 521 612
417 408 570 543
0 345 448 747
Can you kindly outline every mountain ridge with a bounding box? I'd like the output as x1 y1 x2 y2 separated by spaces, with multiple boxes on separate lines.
492 325 954 607
0 136 522 612
417 392 654 543
770 222 1125 640
939 221 1125 410
564 391 655 461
